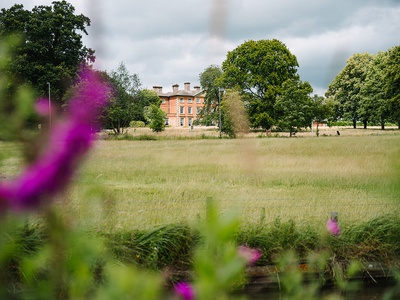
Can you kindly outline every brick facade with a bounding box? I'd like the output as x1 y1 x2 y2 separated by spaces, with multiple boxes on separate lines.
153 83 205 127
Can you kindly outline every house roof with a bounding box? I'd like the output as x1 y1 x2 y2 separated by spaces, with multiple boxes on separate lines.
153 83 204 98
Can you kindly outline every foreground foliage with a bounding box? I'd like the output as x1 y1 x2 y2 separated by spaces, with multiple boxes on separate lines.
2 213 400 297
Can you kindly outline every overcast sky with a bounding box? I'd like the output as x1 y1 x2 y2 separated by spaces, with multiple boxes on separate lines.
4 0 400 95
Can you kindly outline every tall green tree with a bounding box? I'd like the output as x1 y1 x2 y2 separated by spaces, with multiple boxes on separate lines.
199 65 223 126
326 53 374 128
0 1 94 102
385 46 400 128
311 95 335 136
220 39 299 129
359 51 390 129
133 89 160 124
102 62 141 134
148 104 166 133
275 79 314 137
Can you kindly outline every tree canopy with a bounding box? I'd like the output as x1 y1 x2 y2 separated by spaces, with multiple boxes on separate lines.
275 79 314 136
327 47 400 129
220 39 299 129
134 89 161 124
0 1 94 102
102 62 141 134
385 46 400 127
199 65 222 126
326 53 374 128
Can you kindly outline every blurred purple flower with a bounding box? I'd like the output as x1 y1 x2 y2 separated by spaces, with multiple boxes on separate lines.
0 68 110 211
174 282 195 300
35 98 52 116
238 245 262 265
326 219 340 236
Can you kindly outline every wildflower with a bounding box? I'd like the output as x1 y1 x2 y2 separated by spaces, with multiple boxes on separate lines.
238 245 262 265
326 219 340 236
174 282 195 300
0 68 110 212
35 98 53 116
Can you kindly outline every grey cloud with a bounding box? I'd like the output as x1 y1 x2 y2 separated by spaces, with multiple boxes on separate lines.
4 0 400 94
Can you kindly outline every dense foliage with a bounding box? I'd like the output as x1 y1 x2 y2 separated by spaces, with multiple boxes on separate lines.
327 46 400 129
220 39 299 130
275 79 314 136
0 1 94 102
101 62 141 134
198 65 223 126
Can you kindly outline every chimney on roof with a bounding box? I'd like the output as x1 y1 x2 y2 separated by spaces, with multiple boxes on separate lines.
172 84 179 92
184 82 190 91
194 86 200 92
153 86 162 93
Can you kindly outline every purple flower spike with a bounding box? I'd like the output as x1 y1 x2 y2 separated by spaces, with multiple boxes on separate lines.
0 68 110 212
35 98 52 116
174 282 195 300
238 245 262 265
326 219 340 236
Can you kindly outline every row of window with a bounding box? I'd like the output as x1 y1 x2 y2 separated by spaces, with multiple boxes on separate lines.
165 117 194 127
181 98 202 104
161 98 204 104
179 106 201 114
180 117 193 126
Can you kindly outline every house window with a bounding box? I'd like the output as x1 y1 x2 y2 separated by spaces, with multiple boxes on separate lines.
180 98 184 103
162 99 166 104
188 118 193 126
180 118 185 126
188 107 192 114
180 106 184 114
188 98 192 103
196 107 201 114
196 98 201 104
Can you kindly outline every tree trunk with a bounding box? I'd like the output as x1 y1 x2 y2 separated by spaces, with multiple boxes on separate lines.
381 121 385 130
363 120 367 129
352 119 357 129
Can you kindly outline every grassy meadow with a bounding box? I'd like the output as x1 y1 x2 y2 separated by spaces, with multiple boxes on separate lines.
51 129 400 231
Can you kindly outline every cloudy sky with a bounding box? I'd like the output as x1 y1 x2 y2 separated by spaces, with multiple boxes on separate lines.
4 0 400 95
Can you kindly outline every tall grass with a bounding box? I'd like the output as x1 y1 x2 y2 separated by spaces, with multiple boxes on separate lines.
52 134 400 230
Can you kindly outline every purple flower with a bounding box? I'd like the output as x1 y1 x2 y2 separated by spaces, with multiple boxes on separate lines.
174 282 195 300
35 98 52 116
326 219 340 236
238 245 262 265
0 68 110 211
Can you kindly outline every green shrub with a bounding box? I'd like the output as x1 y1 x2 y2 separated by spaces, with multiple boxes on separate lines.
129 121 146 128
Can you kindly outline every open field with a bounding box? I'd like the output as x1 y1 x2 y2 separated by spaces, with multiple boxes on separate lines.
55 129 400 230
1 127 399 230
104 124 400 139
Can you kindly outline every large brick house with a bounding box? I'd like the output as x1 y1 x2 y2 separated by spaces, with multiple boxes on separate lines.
153 83 205 127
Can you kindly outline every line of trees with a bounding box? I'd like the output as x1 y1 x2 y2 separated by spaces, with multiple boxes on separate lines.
199 39 334 137
326 49 400 129
198 40 400 137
